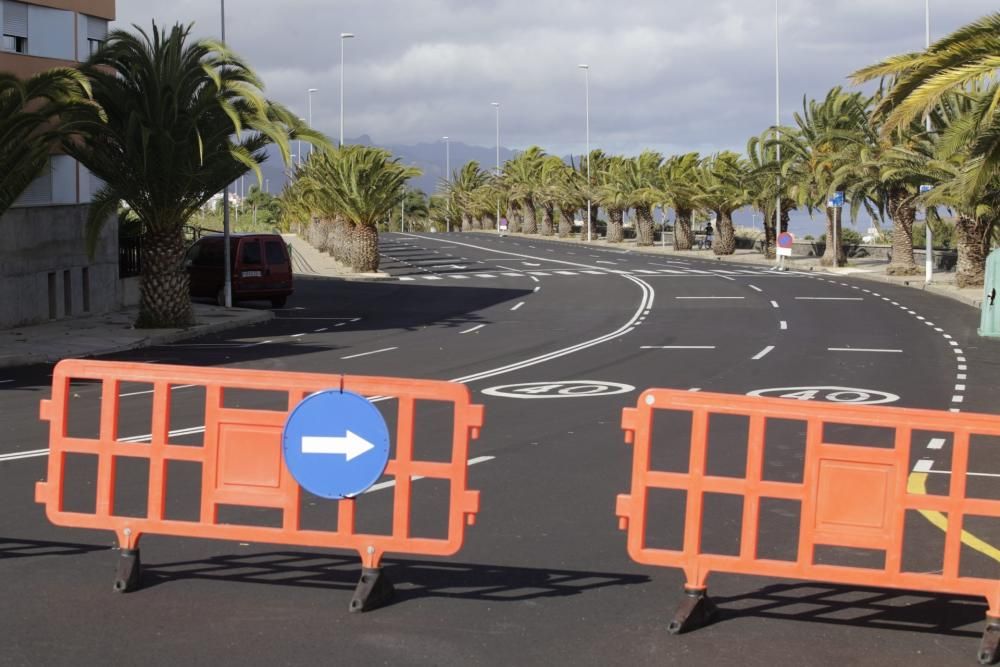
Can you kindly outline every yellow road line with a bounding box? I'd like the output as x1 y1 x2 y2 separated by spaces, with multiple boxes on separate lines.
907 472 1000 563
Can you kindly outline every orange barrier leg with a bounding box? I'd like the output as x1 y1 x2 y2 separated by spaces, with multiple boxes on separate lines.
668 587 718 635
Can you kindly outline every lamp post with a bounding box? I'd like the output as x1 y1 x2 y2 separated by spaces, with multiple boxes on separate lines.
925 0 934 284
492 102 500 235
578 64 591 242
443 136 450 233
220 0 232 306
774 0 783 270
340 33 354 147
297 117 306 166
307 88 318 159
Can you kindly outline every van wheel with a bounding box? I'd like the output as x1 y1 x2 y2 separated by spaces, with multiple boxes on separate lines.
270 296 287 308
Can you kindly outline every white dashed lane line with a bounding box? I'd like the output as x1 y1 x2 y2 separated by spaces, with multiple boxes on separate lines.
641 346 717 350
511 302 525 311
748 285 763 292
675 296 745 300
795 297 864 301
752 345 775 360
459 324 486 334
828 347 903 353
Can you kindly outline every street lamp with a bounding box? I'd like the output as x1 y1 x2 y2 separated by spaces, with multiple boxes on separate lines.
220 0 232 307
443 136 450 233
492 102 500 235
307 88 318 158
297 117 306 166
340 33 355 147
773 0 784 270
578 64 591 242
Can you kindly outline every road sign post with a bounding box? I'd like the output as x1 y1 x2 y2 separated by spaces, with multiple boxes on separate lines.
775 231 794 271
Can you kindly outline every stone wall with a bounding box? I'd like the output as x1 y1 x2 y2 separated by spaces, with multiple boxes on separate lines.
0 204 119 328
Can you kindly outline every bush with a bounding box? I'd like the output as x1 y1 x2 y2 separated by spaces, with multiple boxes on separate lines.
818 228 863 245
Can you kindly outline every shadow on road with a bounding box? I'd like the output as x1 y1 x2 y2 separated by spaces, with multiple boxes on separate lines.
136 550 649 605
0 537 108 560
712 582 985 638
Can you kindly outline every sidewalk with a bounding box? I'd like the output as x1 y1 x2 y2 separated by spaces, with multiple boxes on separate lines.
0 303 273 370
501 232 985 309
284 233 392 281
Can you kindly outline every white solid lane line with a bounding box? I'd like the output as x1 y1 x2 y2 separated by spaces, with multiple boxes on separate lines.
795 297 864 301
119 384 196 398
675 296 745 300
364 456 497 493
511 302 525 311
0 380 13 384
341 347 398 360
770 301 779 308
752 345 775 360
828 347 903 353
748 285 763 292
0 448 51 462
460 324 486 334
641 346 716 350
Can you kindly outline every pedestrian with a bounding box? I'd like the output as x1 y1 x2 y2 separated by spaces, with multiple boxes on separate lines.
703 221 714 250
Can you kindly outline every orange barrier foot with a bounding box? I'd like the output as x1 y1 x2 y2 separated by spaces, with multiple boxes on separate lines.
981 619 1000 665
350 566 395 613
113 548 141 593
668 587 718 635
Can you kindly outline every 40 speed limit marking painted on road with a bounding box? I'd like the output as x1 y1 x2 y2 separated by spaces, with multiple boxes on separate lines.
747 386 900 405
483 381 636 399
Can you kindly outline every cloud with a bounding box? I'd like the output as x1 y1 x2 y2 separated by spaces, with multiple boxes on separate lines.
114 0 997 156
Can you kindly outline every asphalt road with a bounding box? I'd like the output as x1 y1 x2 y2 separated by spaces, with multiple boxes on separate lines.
1 232 998 666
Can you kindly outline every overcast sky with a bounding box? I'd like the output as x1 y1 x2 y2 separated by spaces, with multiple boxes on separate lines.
114 1 994 158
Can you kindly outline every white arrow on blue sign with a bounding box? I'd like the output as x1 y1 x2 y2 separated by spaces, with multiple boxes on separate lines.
282 390 391 499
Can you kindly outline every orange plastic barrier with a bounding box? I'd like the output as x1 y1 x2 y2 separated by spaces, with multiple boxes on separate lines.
37 359 484 611
616 388 1000 663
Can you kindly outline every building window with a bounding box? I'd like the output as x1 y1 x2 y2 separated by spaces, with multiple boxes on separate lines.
87 38 103 56
2 34 26 53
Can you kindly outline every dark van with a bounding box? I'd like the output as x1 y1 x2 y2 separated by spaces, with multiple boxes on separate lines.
185 233 294 307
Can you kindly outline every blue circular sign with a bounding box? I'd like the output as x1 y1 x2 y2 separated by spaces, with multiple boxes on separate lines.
282 390 391 499
777 232 794 248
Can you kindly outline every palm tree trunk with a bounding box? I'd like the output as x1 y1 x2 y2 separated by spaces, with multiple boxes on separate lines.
954 213 990 288
673 208 693 250
886 190 919 275
137 224 193 328
471 216 483 230
763 209 777 260
821 206 846 267
541 203 554 236
635 205 654 245
607 208 624 243
332 217 354 263
507 203 522 234
578 204 594 241
713 209 735 255
351 223 380 272
558 207 574 237
522 198 538 234
461 212 472 232
483 211 497 232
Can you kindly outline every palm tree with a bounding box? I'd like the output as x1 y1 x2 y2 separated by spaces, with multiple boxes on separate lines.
696 152 747 255
852 12 1000 197
659 153 700 250
309 145 420 271
746 130 795 259
622 151 664 246
444 161 488 232
0 68 96 214
537 155 568 236
597 156 630 243
504 146 545 234
62 22 318 327
776 89 872 267
579 149 607 241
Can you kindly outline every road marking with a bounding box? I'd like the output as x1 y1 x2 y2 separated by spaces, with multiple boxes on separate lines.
119 384 196 398
689 388 702 392
779 321 788 330
908 472 1000 562
927 438 946 450
423 276 443 281
366 456 496 493
475 274 496 278
511 302 525 311
314 328 328 333
951 395 964 403
596 260 617 265
0 380 14 384
913 458 935 473
955 384 966 391
641 345 716 350
0 448 52 462
460 324 486 334
290 333 306 338
748 285 763 292
795 297 864 301
828 348 903 353
770 301 779 308
533 286 540 292
752 345 775 360
675 296 744 300
341 347 398 360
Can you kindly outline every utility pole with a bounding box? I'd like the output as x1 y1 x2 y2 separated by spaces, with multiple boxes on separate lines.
220 0 232 306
